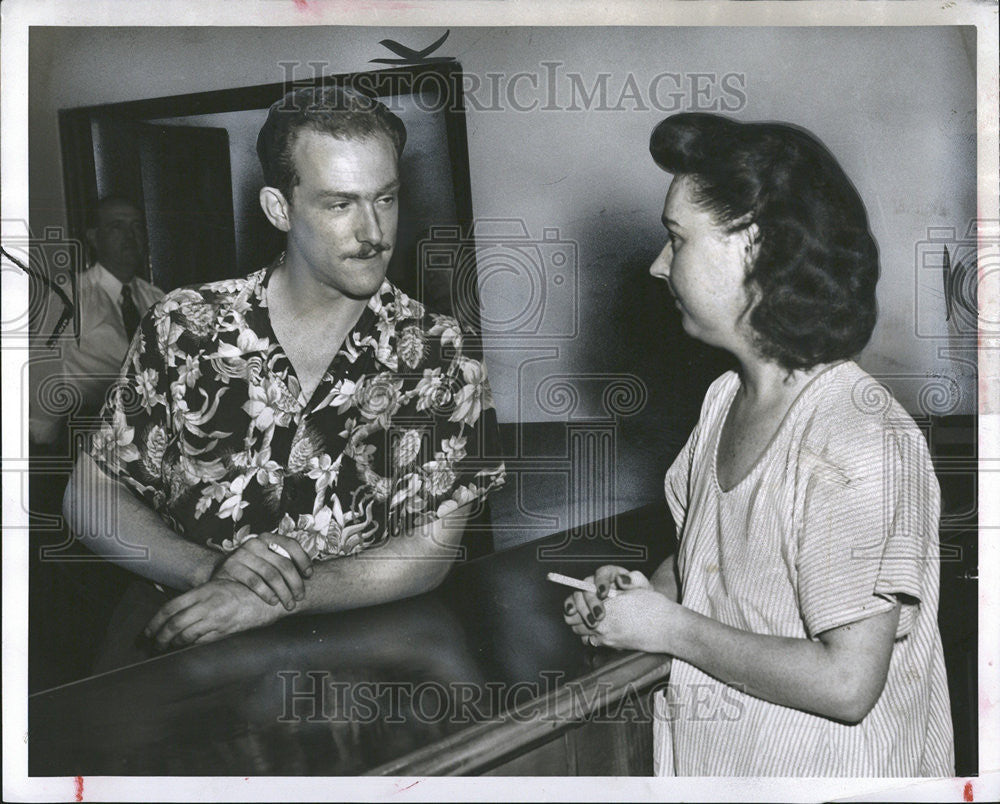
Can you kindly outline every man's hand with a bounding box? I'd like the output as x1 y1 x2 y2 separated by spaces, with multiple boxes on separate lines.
211 534 313 610
144 579 290 649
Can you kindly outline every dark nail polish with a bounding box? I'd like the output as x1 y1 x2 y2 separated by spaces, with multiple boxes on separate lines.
593 605 604 618
618 574 631 585
585 613 595 626
564 602 574 614
597 584 607 596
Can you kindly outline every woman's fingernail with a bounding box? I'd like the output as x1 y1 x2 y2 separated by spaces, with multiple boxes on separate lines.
593 605 604 618
585 613 595 626
597 584 607 596
618 574 631 585
564 602 574 614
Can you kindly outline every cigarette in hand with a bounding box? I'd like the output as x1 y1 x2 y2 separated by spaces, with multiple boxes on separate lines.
268 542 291 560
546 571 618 597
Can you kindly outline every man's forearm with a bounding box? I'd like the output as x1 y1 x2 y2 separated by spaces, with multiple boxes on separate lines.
63 452 218 590
297 508 471 614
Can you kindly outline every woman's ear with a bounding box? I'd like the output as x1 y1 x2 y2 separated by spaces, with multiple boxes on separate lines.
742 223 761 269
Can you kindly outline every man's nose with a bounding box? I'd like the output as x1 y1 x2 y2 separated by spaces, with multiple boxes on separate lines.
649 244 671 279
355 203 384 246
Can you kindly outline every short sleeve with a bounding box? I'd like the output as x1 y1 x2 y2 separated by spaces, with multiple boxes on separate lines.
664 425 697 535
384 317 505 537
796 418 940 639
88 302 173 511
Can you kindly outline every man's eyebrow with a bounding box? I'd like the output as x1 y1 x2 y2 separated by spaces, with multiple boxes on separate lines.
315 181 400 201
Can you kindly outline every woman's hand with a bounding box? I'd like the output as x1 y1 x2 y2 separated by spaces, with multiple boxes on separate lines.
212 534 312 610
561 565 650 625
144 579 289 650
564 585 678 654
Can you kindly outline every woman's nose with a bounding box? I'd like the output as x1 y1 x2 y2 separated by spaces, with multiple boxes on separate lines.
649 244 671 279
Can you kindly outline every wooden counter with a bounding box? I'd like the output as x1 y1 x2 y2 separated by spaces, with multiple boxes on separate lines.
29 502 675 776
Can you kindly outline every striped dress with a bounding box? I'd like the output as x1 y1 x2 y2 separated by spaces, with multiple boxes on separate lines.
654 362 954 776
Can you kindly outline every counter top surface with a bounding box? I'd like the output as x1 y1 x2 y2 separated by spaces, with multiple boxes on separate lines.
29 502 674 776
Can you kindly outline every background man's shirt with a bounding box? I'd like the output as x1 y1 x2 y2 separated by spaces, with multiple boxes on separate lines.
89 266 505 560
30 262 164 444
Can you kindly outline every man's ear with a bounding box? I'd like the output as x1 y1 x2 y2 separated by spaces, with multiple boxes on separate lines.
259 186 291 232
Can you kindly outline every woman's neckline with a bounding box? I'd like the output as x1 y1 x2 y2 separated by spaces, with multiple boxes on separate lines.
712 360 849 495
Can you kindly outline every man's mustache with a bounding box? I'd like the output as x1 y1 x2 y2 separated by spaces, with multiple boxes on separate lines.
349 243 391 259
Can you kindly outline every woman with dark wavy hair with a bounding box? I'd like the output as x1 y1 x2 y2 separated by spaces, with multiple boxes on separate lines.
563 113 953 776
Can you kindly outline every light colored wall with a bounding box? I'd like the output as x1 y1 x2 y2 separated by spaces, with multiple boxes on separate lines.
29 26 978 421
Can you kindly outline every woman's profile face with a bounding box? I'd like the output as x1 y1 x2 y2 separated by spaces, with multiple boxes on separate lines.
649 175 756 354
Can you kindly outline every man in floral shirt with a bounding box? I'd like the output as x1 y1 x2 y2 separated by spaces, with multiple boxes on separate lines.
64 85 505 651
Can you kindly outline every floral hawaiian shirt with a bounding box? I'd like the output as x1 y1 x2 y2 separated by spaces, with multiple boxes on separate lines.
90 265 506 561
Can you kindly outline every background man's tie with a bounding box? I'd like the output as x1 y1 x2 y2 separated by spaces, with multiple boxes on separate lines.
120 284 141 341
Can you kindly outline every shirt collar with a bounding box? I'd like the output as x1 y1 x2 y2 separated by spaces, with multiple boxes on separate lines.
92 261 132 299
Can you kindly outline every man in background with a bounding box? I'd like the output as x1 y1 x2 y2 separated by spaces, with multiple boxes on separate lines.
29 196 163 689
30 195 164 446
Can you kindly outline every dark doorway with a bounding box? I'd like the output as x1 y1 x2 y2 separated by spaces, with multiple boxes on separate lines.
136 123 238 290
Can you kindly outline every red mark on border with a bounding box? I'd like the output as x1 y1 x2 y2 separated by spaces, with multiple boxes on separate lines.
396 780 419 793
75 776 84 801
964 780 974 801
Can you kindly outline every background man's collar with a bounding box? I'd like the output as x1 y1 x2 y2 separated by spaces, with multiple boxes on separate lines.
91 261 132 298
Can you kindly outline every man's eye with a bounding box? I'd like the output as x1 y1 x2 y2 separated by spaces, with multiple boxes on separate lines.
327 202 350 211
377 195 396 207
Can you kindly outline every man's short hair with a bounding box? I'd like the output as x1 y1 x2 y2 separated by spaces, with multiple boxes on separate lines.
256 84 407 203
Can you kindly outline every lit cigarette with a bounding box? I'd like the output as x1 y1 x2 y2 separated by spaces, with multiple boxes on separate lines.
546 571 618 597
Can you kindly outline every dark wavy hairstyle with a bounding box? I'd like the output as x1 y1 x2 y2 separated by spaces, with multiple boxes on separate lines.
649 113 879 371
257 84 407 203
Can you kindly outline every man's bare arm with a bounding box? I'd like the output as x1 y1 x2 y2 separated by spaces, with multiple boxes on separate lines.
63 451 217 590
297 504 473 614
144 504 475 647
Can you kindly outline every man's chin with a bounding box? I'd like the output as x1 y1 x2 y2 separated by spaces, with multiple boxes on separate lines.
341 269 389 301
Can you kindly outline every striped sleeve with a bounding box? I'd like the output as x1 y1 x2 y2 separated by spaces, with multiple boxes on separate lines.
795 417 936 639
